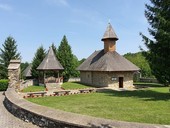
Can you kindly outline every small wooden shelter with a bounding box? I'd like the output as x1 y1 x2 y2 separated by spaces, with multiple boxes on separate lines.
37 46 64 85
77 23 140 89
23 64 32 79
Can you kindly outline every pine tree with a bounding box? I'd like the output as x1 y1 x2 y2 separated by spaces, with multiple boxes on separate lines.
72 55 80 77
57 35 78 81
0 63 6 79
0 36 21 78
140 0 170 85
31 46 46 79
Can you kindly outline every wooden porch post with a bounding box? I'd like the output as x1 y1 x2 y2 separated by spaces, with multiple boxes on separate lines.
58 71 60 83
43 71 46 85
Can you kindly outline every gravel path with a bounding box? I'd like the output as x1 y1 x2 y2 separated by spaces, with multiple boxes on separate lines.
0 91 39 128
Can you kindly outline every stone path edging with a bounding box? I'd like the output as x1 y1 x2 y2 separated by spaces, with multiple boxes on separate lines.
4 88 170 128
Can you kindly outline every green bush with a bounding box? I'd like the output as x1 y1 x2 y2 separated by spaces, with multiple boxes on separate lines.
0 79 8 91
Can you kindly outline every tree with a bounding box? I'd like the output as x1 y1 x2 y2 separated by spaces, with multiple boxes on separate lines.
140 0 170 85
72 55 80 77
31 46 46 79
0 63 6 79
79 58 86 65
0 36 21 78
124 52 153 77
57 35 78 81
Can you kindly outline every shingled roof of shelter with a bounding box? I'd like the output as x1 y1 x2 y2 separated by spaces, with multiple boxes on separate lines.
77 50 140 72
101 23 118 41
23 64 32 77
37 47 64 70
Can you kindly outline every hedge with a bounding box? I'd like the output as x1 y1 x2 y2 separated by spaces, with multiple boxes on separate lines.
0 79 8 91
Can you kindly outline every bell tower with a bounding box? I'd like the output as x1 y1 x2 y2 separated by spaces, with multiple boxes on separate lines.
101 23 118 53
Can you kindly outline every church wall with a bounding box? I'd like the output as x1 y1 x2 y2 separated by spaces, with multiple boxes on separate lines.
107 71 134 89
80 71 92 85
80 71 134 89
92 72 109 87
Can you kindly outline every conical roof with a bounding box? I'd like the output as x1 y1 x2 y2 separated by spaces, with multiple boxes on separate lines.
23 64 32 77
77 50 139 72
101 23 118 41
37 47 64 70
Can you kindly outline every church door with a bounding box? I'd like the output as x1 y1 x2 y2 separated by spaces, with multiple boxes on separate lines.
119 77 123 88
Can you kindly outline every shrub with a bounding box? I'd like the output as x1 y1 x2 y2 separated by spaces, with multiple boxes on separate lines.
0 79 8 91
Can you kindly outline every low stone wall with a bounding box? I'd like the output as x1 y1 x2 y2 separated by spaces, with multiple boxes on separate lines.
4 88 165 128
68 77 80 82
20 80 34 90
4 88 87 128
139 78 158 83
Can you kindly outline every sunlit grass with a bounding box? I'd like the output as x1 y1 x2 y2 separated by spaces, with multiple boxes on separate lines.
61 82 92 90
22 85 45 92
27 86 170 124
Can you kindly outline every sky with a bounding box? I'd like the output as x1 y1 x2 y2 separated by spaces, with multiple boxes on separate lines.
0 0 151 63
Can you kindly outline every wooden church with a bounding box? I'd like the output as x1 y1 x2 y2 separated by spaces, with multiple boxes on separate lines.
77 23 140 89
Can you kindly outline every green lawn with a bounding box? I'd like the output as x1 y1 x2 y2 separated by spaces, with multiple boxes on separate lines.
22 85 45 92
27 87 170 124
61 82 92 90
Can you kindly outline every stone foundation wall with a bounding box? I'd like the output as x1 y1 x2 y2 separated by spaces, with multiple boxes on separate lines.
80 71 134 89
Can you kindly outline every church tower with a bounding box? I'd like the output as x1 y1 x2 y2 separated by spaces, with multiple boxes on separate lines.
101 23 118 53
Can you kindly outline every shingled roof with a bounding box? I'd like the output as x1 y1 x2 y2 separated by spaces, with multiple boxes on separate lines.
23 64 32 77
77 50 139 72
37 47 64 70
101 23 118 41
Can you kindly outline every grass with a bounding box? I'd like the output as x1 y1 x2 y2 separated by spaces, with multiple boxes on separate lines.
22 85 45 92
61 82 92 90
27 86 170 125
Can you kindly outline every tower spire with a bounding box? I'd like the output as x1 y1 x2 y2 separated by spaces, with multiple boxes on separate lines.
102 23 118 53
101 23 118 41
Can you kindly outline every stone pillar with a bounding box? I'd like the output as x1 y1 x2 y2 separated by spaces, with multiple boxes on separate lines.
7 60 21 90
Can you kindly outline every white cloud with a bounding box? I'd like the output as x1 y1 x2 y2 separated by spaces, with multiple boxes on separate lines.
69 8 105 27
45 0 69 7
0 4 12 11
